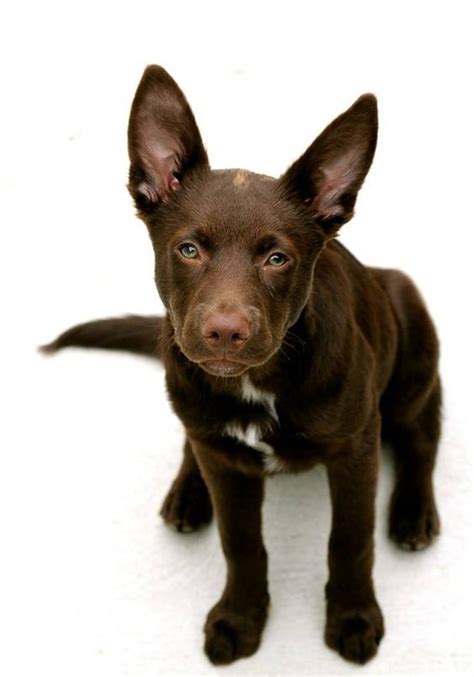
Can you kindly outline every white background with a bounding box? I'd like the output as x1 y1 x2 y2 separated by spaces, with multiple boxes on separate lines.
1 1 472 675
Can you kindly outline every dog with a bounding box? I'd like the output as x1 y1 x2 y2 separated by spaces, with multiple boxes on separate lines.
42 65 441 665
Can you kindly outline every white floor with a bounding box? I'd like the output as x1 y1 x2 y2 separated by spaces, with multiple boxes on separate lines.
1 2 472 676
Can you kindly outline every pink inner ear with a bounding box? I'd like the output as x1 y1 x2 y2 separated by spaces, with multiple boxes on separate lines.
135 116 183 201
153 147 181 191
313 148 362 218
136 160 180 203
145 141 182 198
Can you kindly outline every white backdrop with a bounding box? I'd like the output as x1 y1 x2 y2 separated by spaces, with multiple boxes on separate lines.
1 1 472 676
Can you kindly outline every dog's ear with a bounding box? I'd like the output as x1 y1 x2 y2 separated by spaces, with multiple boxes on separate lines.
280 94 377 235
128 65 209 211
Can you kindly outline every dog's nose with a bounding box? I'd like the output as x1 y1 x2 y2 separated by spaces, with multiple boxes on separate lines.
202 313 250 350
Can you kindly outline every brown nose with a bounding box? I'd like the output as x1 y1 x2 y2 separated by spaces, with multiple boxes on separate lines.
202 313 250 350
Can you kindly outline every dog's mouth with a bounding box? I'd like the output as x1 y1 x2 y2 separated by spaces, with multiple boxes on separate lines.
199 359 249 378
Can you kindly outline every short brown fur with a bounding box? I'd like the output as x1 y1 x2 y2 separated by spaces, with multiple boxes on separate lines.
43 66 441 666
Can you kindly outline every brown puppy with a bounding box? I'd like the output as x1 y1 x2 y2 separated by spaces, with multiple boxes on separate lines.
43 66 441 666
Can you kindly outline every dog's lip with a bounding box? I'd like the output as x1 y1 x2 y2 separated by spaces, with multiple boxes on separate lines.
200 359 248 377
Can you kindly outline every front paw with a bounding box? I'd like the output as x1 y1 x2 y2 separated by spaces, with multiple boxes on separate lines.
159 472 212 533
325 601 384 664
204 596 269 665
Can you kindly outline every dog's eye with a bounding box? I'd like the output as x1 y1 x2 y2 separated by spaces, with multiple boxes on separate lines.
179 243 199 259
266 252 288 267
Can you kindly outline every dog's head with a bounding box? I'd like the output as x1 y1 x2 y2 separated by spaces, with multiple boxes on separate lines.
128 66 377 378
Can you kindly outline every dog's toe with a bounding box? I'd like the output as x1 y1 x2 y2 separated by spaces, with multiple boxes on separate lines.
204 597 269 665
390 492 440 551
325 603 384 665
205 620 237 664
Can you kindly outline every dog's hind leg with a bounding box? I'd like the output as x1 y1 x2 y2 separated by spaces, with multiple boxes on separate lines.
387 378 441 550
160 439 212 532
378 270 441 551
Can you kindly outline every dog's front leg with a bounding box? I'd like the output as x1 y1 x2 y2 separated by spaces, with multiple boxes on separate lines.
192 440 269 665
324 420 384 664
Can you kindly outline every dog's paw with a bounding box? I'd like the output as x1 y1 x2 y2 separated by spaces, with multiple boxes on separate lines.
389 491 440 551
159 473 212 533
204 597 269 665
325 601 384 664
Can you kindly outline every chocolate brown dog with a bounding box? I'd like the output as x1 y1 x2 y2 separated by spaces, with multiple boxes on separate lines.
42 66 441 665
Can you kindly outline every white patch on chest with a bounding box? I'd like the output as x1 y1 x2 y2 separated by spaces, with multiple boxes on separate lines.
224 422 261 448
240 375 278 422
222 422 284 474
221 377 285 474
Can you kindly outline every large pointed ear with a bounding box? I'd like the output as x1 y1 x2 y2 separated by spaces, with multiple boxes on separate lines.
280 94 378 235
128 65 209 212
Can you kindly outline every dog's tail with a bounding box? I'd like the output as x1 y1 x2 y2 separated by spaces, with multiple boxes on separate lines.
39 315 164 360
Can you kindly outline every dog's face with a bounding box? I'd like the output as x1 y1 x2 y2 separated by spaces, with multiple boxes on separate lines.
127 66 377 377
141 169 325 377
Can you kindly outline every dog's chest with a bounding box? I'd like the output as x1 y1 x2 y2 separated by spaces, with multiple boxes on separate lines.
222 376 286 474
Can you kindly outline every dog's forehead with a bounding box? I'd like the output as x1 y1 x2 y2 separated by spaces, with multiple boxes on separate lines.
183 169 293 239
209 169 277 201
230 169 253 189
